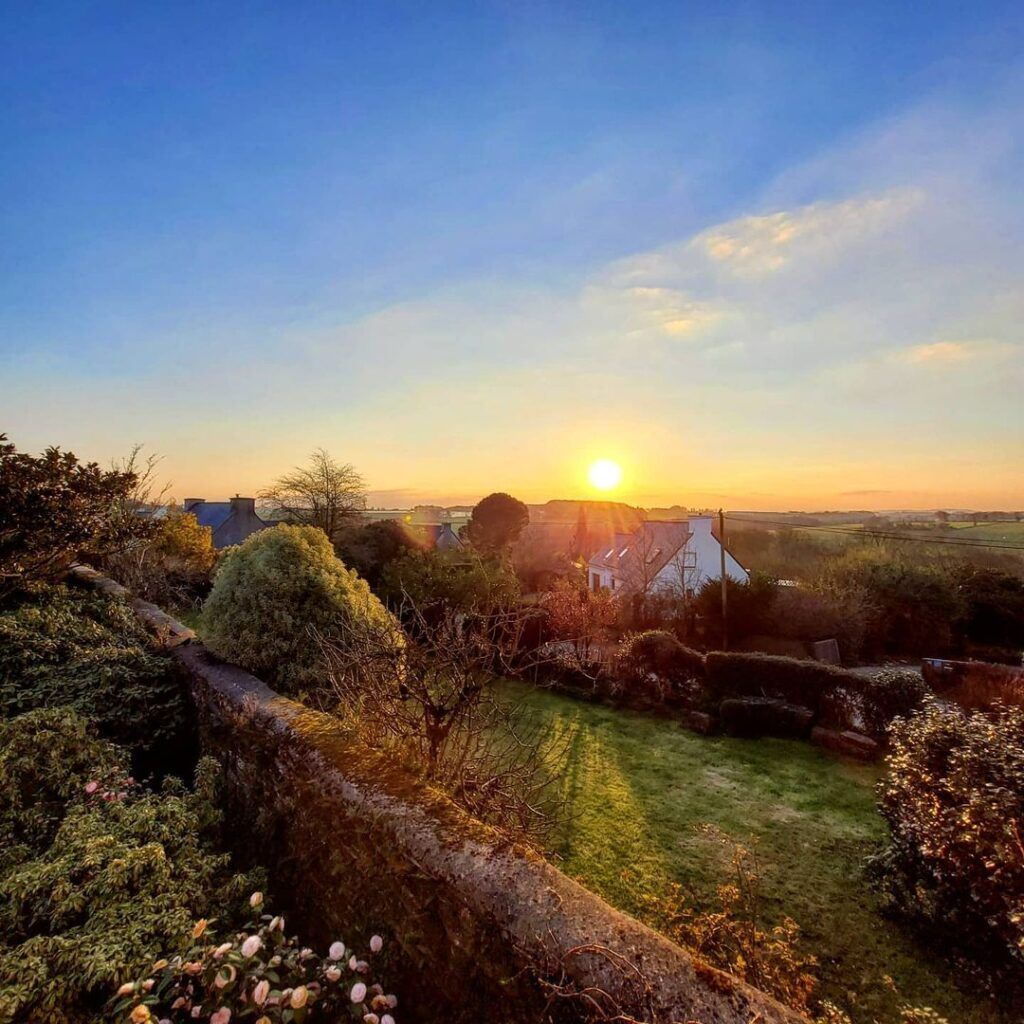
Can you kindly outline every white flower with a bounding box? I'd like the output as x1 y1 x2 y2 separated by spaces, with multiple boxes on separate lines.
117 982 135 996
213 942 232 959
369 935 383 953
363 1015 380 1024
350 982 367 1004
325 966 342 982
328 941 345 960
253 980 270 1006
349 955 358 971
269 916 284 932
290 986 309 1009
249 891 263 908
241 935 262 958
382 1015 396 1024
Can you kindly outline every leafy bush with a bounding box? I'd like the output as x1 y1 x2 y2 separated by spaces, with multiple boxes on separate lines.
0 584 191 774
872 700 1024 970
106 509 217 608
858 669 929 738
763 585 870 664
203 524 402 697
704 651 863 714
0 707 126 867
0 433 148 604
380 549 519 621
464 491 529 553
617 630 706 683
335 518 423 593
815 549 964 657
0 710 258 1024
694 573 776 645
953 566 1024 652
113 895 398 1024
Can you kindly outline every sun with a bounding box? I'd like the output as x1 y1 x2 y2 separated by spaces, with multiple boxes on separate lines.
588 458 622 492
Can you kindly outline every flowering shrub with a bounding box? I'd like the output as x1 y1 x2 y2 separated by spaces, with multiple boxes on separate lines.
112 893 398 1024
872 699 1024 971
0 732 259 1024
0 706 126 864
0 584 191 774
203 524 402 697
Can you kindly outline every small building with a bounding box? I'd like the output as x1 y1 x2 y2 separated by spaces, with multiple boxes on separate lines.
420 522 464 551
586 516 748 596
183 496 271 549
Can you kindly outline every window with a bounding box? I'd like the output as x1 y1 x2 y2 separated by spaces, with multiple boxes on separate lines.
646 547 661 563
619 546 629 557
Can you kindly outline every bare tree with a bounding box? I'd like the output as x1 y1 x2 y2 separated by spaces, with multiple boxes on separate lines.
260 448 366 545
316 597 565 846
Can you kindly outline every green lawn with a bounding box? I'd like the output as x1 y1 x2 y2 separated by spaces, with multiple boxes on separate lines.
496 679 1002 1024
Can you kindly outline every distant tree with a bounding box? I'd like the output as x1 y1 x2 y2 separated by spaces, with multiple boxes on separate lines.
335 519 422 592
465 492 529 554
0 433 146 603
935 510 949 525
380 549 519 622
259 448 365 546
694 573 776 647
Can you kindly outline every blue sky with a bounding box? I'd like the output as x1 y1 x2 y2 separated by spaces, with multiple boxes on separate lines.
3 2 1023 508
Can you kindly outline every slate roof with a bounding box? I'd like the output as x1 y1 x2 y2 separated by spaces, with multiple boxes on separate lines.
190 502 236 532
588 520 692 588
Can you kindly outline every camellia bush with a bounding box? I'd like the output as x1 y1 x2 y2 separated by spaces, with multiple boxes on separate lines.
112 894 398 1024
872 699 1024 969
0 584 190 774
203 524 403 697
0 709 259 1024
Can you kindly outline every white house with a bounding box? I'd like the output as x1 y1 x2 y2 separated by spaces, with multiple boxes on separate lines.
586 517 748 596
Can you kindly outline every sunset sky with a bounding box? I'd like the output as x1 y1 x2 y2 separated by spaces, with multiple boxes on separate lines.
3 2 1023 509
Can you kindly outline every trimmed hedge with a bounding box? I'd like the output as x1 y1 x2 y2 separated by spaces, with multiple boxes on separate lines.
618 630 706 683
705 651 864 714
719 699 814 740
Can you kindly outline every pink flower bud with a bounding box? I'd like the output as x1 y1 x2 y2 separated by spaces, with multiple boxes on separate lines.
350 982 367 1004
369 935 383 954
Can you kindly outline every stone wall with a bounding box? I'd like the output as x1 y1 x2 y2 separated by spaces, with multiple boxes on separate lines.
71 566 805 1024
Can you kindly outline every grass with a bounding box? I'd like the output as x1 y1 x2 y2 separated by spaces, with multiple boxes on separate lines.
495 679 1003 1024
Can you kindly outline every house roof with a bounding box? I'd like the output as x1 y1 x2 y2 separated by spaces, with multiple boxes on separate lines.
190 502 236 532
588 520 692 590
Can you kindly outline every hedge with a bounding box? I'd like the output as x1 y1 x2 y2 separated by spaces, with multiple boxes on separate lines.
705 651 865 715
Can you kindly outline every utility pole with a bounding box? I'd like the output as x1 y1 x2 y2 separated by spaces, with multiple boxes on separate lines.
719 508 728 650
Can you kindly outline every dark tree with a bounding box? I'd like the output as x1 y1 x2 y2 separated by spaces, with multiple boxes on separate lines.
465 492 529 554
0 433 145 602
335 519 422 592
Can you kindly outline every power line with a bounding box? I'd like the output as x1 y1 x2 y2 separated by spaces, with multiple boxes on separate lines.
723 514 1024 553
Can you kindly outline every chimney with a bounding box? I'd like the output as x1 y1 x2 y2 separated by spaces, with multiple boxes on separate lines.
230 496 256 516
183 498 204 513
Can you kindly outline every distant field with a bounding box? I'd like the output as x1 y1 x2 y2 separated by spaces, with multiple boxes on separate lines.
947 521 1024 542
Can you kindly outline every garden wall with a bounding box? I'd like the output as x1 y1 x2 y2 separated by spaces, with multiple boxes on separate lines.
70 568 804 1024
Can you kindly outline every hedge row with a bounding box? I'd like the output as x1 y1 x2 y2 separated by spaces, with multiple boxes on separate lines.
704 651 865 713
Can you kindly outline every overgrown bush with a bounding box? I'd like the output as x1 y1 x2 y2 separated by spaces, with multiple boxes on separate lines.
0 707 126 868
858 669 929 738
0 433 148 604
113 894 398 1024
872 700 1024 971
106 509 217 609
0 710 258 1024
704 651 863 714
203 524 402 697
763 585 870 664
617 630 706 684
0 584 191 774
694 573 776 646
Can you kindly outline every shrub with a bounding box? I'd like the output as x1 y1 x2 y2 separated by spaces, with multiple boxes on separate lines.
106 509 217 608
0 584 191 775
0 433 148 603
617 630 706 684
542 578 617 666
380 549 519 622
112 895 398 1024
763 585 870 664
203 524 402 697
0 707 126 867
694 572 776 645
953 566 1024 652
704 651 863 714
0 710 258 1024
858 669 929 738
872 700 1024 970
